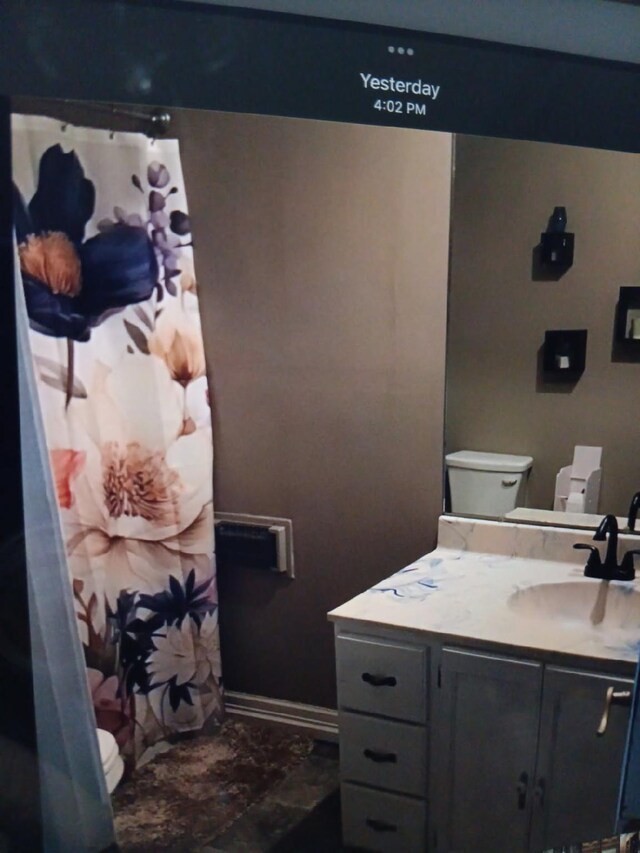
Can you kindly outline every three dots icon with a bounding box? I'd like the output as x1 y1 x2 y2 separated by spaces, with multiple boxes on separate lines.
388 46 415 56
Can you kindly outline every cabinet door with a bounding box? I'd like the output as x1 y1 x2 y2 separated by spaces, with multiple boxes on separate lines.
530 666 633 851
434 647 542 853
618 658 640 830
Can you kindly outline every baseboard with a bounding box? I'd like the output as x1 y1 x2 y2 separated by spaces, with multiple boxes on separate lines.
225 691 339 742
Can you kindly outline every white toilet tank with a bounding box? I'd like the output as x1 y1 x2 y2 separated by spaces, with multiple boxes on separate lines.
446 450 534 516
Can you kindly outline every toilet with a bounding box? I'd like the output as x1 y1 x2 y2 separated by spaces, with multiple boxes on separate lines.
445 450 534 516
97 728 124 794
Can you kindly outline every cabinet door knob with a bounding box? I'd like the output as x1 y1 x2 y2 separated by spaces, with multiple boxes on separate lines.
534 778 546 809
597 686 632 736
516 771 529 810
363 748 397 764
366 818 397 833
361 672 397 687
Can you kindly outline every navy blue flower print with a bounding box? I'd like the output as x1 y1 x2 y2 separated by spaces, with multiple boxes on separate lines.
14 144 158 342
107 570 216 706
138 569 216 630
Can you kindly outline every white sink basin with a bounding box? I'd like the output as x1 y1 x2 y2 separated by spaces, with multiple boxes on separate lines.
509 581 640 630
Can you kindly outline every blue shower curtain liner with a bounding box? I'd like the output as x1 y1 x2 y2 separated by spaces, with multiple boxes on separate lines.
16 243 116 852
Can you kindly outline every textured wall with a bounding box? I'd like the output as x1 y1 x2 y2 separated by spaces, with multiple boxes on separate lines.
176 111 452 707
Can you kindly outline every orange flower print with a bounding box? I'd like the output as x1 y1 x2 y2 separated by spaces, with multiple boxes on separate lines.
51 448 86 509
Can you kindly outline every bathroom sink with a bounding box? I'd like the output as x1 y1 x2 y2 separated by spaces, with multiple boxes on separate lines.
509 581 640 630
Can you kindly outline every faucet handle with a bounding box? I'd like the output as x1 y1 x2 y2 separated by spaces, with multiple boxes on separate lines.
617 549 640 581
573 543 603 576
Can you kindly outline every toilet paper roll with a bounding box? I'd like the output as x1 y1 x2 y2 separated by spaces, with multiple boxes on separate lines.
565 492 585 513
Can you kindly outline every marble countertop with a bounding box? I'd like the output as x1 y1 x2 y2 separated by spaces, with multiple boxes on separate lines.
328 517 640 672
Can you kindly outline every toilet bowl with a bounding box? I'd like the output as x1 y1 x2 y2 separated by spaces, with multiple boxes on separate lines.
97 728 124 794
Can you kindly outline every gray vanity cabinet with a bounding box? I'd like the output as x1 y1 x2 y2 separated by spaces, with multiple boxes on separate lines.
335 627 634 853
436 648 542 853
529 666 633 852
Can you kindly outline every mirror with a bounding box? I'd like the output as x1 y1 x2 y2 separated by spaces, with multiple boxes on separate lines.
444 133 640 529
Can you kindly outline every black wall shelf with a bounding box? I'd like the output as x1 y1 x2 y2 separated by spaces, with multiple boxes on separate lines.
540 232 574 269
542 329 587 380
614 287 640 356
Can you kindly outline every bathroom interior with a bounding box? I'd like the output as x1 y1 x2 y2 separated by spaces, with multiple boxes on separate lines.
5 84 640 853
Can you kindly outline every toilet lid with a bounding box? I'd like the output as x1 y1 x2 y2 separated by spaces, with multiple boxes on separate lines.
97 728 119 771
446 450 533 473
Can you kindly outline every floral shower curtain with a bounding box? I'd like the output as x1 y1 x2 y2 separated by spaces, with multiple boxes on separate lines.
12 115 223 766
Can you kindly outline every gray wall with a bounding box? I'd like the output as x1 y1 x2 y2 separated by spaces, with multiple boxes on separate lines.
446 134 640 518
175 111 452 706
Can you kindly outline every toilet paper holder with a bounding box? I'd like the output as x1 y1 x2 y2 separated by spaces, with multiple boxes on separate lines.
553 445 602 514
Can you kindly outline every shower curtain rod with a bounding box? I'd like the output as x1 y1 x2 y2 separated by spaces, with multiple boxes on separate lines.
60 102 172 137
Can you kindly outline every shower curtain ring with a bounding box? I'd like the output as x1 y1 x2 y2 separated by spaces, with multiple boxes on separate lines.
149 108 171 137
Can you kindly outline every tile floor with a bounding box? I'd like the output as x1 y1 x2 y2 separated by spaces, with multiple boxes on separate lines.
113 717 318 852
205 739 346 852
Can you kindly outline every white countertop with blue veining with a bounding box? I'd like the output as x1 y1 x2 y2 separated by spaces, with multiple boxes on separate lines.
328 517 640 671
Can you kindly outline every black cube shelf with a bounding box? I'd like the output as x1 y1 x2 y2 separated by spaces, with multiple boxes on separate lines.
543 329 587 380
615 287 640 353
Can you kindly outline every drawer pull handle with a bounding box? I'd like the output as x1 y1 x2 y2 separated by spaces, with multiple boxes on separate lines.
597 686 632 735
366 818 397 833
363 748 397 764
361 672 397 687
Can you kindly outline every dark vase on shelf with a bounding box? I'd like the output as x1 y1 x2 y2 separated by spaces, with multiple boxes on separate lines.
548 206 567 233
540 205 574 269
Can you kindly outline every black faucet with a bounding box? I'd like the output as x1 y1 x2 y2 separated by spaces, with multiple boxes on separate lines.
627 491 640 532
594 514 620 573
574 514 640 581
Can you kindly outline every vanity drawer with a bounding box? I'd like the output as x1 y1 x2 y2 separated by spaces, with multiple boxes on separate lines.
341 782 427 853
336 634 427 722
339 711 427 797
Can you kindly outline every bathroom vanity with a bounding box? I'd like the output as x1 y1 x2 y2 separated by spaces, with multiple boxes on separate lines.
329 517 640 853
